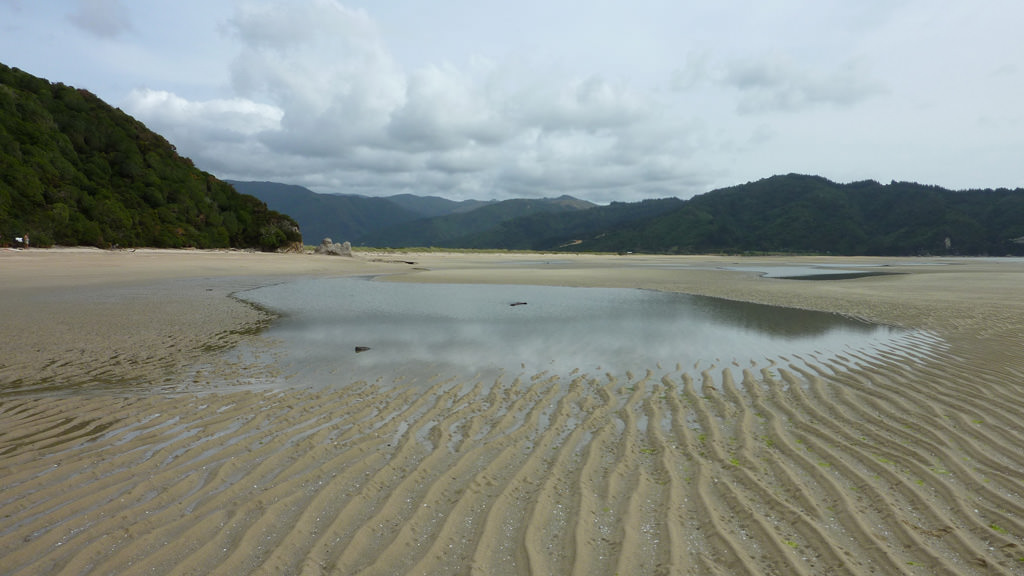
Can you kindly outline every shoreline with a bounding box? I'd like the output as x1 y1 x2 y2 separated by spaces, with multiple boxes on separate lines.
3 249 1024 574
0 249 401 392
3 247 1021 393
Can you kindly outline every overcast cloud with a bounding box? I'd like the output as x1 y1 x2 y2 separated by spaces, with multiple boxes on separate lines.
2 0 1022 202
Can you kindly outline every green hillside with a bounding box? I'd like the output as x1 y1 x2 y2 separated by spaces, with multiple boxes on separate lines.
359 196 597 248
384 193 495 218
0 63 300 250
453 197 685 250
231 181 512 246
227 180 424 245
563 175 1024 255
412 174 1023 256
238 172 1024 256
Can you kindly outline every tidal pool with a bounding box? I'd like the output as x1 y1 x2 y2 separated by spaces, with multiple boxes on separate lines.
230 277 935 387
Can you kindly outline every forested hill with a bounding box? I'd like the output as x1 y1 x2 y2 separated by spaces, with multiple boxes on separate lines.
227 180 501 245
234 179 599 249
436 174 1022 256
238 172 1024 255
558 175 1024 256
357 195 598 248
0 63 301 250
226 180 424 246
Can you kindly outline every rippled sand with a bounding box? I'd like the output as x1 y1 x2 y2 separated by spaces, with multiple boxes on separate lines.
2 249 1024 575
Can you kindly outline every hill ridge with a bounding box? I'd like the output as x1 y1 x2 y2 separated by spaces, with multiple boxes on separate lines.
239 173 1024 255
0 63 300 250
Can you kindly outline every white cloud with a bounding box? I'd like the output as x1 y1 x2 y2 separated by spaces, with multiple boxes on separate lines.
516 75 646 133
226 1 405 158
387 62 512 152
125 89 282 135
674 54 884 115
122 89 284 178
425 146 499 175
94 0 1022 200
118 0 712 201
67 0 131 38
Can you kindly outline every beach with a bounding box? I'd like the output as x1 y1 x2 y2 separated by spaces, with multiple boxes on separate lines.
2 248 1023 575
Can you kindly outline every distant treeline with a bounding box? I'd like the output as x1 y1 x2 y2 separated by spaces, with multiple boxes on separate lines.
548 174 1024 256
247 173 1024 256
0 63 300 250
398 175 1024 256
229 179 595 249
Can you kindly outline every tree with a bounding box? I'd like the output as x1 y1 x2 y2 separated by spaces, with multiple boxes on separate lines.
0 62 302 250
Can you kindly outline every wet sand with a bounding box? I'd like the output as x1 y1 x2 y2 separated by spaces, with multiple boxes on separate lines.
2 249 1024 575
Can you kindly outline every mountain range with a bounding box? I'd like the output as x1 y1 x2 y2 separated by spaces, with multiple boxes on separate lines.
225 180 500 246
230 180 599 249
239 176 1024 256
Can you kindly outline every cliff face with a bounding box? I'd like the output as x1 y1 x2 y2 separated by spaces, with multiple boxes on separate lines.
0 63 301 250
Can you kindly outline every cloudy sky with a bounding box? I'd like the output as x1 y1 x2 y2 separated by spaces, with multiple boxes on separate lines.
2 0 1022 202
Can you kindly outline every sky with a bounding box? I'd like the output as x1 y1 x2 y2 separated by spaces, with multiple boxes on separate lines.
1 0 1022 203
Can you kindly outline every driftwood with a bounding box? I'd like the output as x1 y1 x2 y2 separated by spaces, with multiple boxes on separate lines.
510 302 528 307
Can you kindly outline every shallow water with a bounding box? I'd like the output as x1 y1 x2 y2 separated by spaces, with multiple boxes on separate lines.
10 269 1022 575
233 277 924 387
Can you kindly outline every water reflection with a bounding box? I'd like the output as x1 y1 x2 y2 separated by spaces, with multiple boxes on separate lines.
719 264 897 280
234 277 912 386
692 297 870 337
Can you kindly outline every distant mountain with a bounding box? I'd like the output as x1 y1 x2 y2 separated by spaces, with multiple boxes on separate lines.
229 181 516 244
558 174 1024 256
358 196 598 248
235 173 1024 256
355 174 1024 255
384 193 495 218
227 181 424 245
452 197 685 250
234 180 599 248
0 63 300 250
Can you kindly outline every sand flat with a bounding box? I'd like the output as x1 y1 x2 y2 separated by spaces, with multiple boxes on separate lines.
2 249 1024 575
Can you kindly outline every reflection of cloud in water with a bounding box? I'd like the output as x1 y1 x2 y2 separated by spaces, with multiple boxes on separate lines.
235 277 919 386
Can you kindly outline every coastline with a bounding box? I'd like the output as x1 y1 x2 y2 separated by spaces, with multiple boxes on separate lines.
0 248 397 392
2 248 1024 574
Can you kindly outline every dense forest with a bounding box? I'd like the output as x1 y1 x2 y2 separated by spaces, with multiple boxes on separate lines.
0 63 300 250
230 180 591 248
251 173 1024 255
249 173 1024 256
556 175 1024 256
357 195 596 248
227 180 428 245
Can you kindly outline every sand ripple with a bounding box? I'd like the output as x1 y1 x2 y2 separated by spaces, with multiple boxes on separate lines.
3 328 1024 575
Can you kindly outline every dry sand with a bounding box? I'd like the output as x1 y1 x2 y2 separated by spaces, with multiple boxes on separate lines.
2 248 1023 575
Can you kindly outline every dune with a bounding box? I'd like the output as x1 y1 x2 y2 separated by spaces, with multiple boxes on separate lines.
2 249 1023 575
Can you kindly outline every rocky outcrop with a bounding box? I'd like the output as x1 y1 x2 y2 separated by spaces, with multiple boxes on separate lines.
277 240 305 253
314 238 352 256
